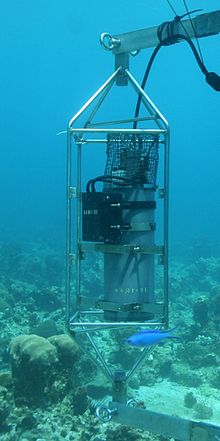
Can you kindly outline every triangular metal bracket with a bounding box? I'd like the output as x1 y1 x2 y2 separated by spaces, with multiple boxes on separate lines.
68 67 168 131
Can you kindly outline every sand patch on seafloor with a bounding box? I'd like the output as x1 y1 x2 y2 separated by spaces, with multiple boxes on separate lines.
133 379 220 425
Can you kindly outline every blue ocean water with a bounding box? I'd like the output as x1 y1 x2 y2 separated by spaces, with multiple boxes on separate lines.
1 3 220 438
1 0 219 248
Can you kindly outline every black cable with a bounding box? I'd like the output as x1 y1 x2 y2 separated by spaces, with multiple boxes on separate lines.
178 9 202 21
172 34 207 74
157 20 206 73
133 43 162 129
86 175 133 192
133 15 220 128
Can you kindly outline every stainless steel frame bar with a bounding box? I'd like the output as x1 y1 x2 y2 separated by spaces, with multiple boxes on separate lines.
71 138 164 145
70 128 166 134
126 346 154 381
84 81 115 128
87 115 158 127
85 331 114 382
126 69 168 129
109 402 220 441
164 128 170 325
68 68 120 127
65 128 72 326
69 321 164 329
76 140 82 310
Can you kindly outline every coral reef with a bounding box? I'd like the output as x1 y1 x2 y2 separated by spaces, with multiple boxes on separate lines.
0 240 220 439
10 334 58 405
10 334 58 368
48 333 79 367
106 425 139 441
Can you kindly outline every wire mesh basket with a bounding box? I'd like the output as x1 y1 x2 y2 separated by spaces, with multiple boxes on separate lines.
104 133 159 188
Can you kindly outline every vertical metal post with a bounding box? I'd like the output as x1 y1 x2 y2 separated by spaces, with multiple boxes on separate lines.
164 129 170 326
65 128 72 327
76 138 82 309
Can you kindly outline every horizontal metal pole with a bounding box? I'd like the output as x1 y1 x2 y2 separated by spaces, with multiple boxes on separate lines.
88 116 158 127
110 10 220 54
109 403 220 441
69 321 164 328
78 139 107 144
70 325 131 334
70 128 166 134
70 138 165 145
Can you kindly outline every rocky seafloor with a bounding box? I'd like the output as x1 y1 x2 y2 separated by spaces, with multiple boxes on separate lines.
0 239 220 440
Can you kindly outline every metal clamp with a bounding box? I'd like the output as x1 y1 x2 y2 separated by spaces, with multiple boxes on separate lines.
130 50 140 56
158 188 165 198
100 33 120 51
96 405 117 422
73 135 85 144
131 246 143 254
68 187 76 199
68 253 75 265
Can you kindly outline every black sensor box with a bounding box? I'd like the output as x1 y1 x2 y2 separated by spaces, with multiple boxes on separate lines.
82 192 123 243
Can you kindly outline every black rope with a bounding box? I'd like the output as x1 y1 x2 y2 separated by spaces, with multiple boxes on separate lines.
182 0 204 64
165 0 203 45
157 16 182 46
165 0 178 16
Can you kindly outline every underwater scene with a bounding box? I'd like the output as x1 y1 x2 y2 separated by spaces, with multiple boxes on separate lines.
1 1 220 440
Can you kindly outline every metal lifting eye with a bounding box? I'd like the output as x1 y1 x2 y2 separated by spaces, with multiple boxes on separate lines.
100 32 120 51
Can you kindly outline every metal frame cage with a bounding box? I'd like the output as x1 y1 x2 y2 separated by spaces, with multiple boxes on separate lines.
65 68 171 385
64 66 220 441
66 68 169 333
